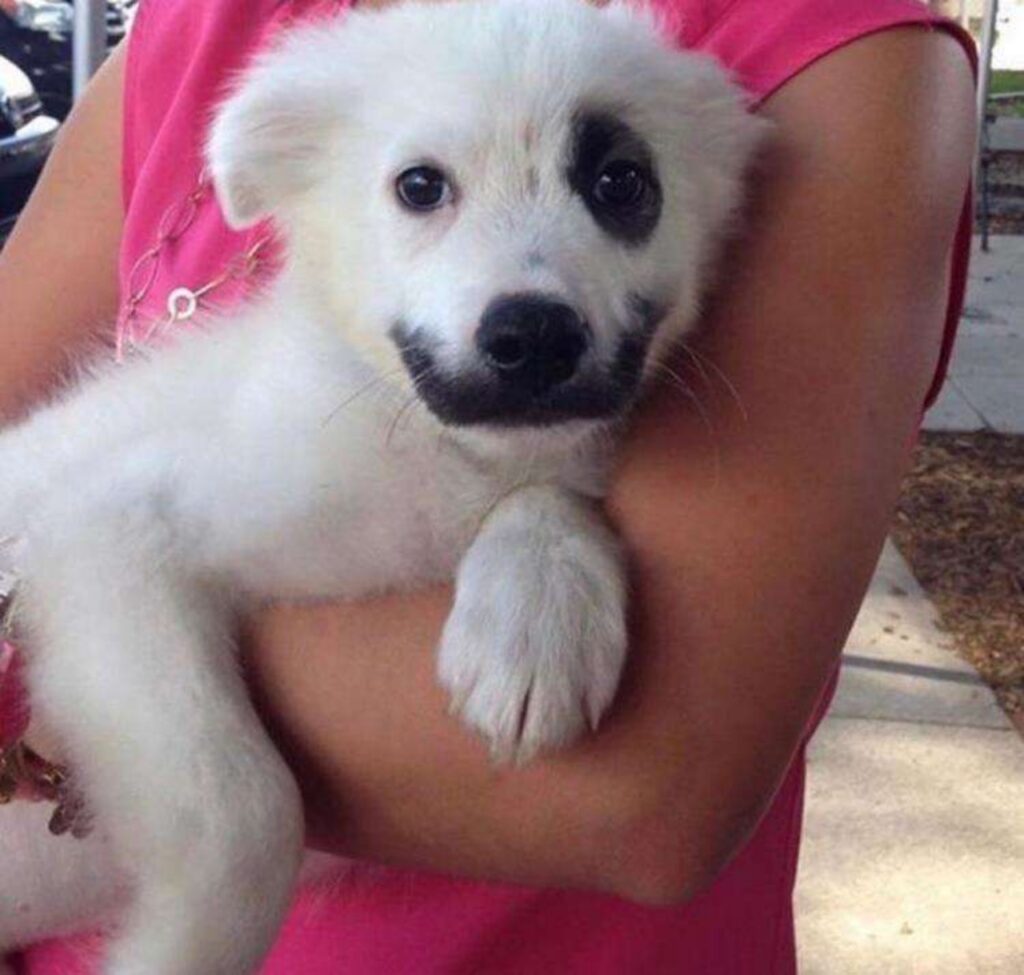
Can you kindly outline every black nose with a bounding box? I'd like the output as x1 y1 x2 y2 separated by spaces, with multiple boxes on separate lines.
477 295 588 393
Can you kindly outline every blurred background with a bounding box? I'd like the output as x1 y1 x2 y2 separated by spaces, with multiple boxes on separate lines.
0 1 1020 972
0 1 135 243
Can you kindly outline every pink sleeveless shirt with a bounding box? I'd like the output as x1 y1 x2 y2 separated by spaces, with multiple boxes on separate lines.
11 1 973 972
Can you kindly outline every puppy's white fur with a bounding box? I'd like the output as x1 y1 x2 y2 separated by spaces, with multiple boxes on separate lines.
0 1 761 971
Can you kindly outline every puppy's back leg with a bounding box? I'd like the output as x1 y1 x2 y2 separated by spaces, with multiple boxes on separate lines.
0 801 123 951
17 502 303 975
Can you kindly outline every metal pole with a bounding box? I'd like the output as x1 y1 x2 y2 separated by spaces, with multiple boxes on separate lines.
72 0 107 102
977 0 999 133
974 0 999 249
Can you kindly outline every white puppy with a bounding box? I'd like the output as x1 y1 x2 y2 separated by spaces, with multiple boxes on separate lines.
0 1 761 971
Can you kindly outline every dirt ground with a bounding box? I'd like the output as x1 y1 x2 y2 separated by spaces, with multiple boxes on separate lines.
892 432 1024 728
982 153 1024 236
981 99 1024 235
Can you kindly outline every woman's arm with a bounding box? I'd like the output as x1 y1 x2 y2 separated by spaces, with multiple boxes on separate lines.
0 43 125 422
245 27 976 904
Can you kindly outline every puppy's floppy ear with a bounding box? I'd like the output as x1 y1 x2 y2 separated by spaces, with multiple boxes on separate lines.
206 26 348 229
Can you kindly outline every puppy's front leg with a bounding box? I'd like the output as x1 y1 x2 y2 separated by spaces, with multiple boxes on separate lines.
439 486 628 764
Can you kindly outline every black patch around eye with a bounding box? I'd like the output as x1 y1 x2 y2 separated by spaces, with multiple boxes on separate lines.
567 112 662 246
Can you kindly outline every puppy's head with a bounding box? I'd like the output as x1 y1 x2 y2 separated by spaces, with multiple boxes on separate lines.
208 0 764 430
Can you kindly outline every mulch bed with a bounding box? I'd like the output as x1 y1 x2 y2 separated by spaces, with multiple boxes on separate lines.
892 431 1024 729
980 145 1024 235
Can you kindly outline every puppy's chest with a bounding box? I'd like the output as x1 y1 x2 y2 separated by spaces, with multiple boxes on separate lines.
219 419 538 601
205 330 611 600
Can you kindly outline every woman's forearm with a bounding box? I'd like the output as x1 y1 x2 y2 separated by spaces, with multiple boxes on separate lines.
247 587 664 898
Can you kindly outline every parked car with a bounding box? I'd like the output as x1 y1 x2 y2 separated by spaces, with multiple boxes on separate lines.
0 50 58 244
0 1 132 244
0 1 133 120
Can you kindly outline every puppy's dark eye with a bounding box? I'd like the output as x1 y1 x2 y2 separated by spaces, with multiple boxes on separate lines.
396 167 451 211
592 161 648 209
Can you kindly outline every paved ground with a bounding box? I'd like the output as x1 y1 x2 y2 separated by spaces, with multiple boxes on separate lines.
924 235 1024 434
796 543 1024 974
799 235 1024 972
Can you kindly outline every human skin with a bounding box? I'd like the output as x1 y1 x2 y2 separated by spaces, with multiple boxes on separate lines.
0 11 975 904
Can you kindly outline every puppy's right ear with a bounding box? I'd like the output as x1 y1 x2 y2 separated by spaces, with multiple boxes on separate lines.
206 26 346 229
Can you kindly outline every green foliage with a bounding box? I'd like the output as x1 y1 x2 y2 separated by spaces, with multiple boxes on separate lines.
990 70 1024 95
990 72 1024 118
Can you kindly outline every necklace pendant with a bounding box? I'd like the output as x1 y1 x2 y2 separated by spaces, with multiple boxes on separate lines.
166 287 199 323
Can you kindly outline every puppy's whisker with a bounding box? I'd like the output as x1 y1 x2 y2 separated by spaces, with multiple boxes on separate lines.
322 368 404 428
652 362 707 419
674 342 714 398
407 363 437 386
679 342 748 424
652 361 717 439
652 362 723 486
385 388 427 448
386 396 420 447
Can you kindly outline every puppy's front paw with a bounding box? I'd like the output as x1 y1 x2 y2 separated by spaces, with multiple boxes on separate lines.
439 498 627 764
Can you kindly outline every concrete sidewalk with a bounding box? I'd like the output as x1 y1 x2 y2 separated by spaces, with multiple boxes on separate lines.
796 543 1024 974
799 237 1024 973
924 235 1024 434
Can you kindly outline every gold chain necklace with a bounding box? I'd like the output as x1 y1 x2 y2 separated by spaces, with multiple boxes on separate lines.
116 173 273 360
116 0 354 360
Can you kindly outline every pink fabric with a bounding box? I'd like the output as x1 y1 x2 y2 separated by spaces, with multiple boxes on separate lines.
8 1 974 972
0 640 28 747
